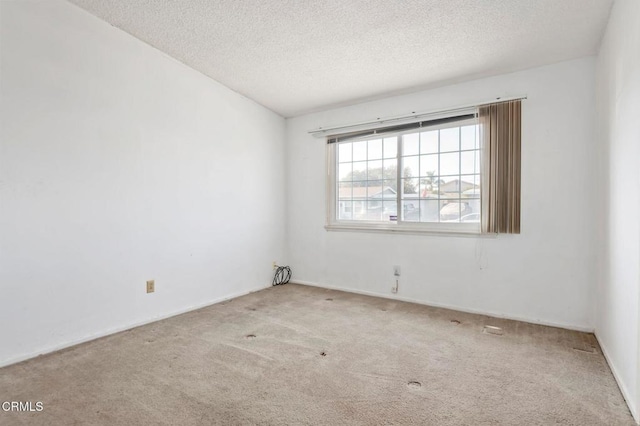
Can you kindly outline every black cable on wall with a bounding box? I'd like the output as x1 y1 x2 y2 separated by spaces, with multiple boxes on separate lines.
272 265 291 286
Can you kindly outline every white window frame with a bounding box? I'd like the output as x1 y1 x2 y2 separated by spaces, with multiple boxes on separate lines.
326 115 482 235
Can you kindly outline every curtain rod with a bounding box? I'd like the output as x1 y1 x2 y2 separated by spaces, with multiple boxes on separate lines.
308 95 527 137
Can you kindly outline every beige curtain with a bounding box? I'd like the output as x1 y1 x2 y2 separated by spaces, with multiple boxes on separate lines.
479 100 521 234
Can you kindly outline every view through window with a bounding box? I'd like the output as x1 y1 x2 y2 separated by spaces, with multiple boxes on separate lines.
335 119 480 225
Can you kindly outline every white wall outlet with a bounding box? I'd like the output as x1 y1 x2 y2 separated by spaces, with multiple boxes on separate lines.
272 261 277 270
392 279 399 294
393 265 401 276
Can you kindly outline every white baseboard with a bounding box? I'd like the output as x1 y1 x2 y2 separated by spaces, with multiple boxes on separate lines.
594 333 639 424
0 284 270 369
292 279 595 333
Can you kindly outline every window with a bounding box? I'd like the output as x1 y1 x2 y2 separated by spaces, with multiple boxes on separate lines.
329 114 481 233
323 99 521 235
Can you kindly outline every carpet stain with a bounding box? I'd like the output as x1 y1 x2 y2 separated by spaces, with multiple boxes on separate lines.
450 319 461 325
407 381 422 390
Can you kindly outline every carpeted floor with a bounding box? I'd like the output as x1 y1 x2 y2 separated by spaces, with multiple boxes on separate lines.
0 284 635 425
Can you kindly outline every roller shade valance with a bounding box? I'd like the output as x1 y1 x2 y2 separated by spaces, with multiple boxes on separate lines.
326 113 477 144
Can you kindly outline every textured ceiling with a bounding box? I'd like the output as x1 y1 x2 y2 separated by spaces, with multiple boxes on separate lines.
69 0 613 117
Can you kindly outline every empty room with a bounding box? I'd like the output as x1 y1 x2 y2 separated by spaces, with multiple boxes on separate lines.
1 0 639 424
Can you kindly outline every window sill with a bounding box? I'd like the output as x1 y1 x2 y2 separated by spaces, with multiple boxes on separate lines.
325 222 496 238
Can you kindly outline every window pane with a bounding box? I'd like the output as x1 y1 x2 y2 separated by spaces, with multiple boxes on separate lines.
440 200 461 222
461 198 480 222
440 191 459 200
383 159 396 180
352 181 367 194
402 156 419 178
338 201 353 220
338 182 353 220
353 200 365 218
338 163 352 181
440 176 461 198
352 161 366 179
402 178 418 195
383 137 397 158
420 200 440 222
440 127 459 152
366 200 382 221
367 185 383 199
460 125 478 151
420 131 438 154
367 160 383 181
353 141 367 161
368 179 383 188
338 181 353 199
383 200 397 221
461 201 474 220
367 160 382 172
381 180 396 197
440 152 459 176
460 151 477 175
403 133 419 156
419 154 438 177
461 212 480 223
368 139 382 160
442 200 475 222
367 185 388 220
472 174 481 188
462 194 481 222
338 142 352 163
402 200 419 222
419 179 437 198
418 181 427 198
460 175 480 198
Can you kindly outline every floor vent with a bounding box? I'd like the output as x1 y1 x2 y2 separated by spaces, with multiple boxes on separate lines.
573 346 597 354
483 325 504 336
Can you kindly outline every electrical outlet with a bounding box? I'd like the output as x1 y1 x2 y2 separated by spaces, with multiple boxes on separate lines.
392 279 399 294
146 280 155 293
272 261 277 270
393 265 401 276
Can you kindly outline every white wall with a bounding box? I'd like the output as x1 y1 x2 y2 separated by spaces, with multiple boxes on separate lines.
0 0 285 366
1 2 637 420
286 57 598 332
595 0 640 421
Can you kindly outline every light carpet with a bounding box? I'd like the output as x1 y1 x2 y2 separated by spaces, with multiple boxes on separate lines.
0 284 634 425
